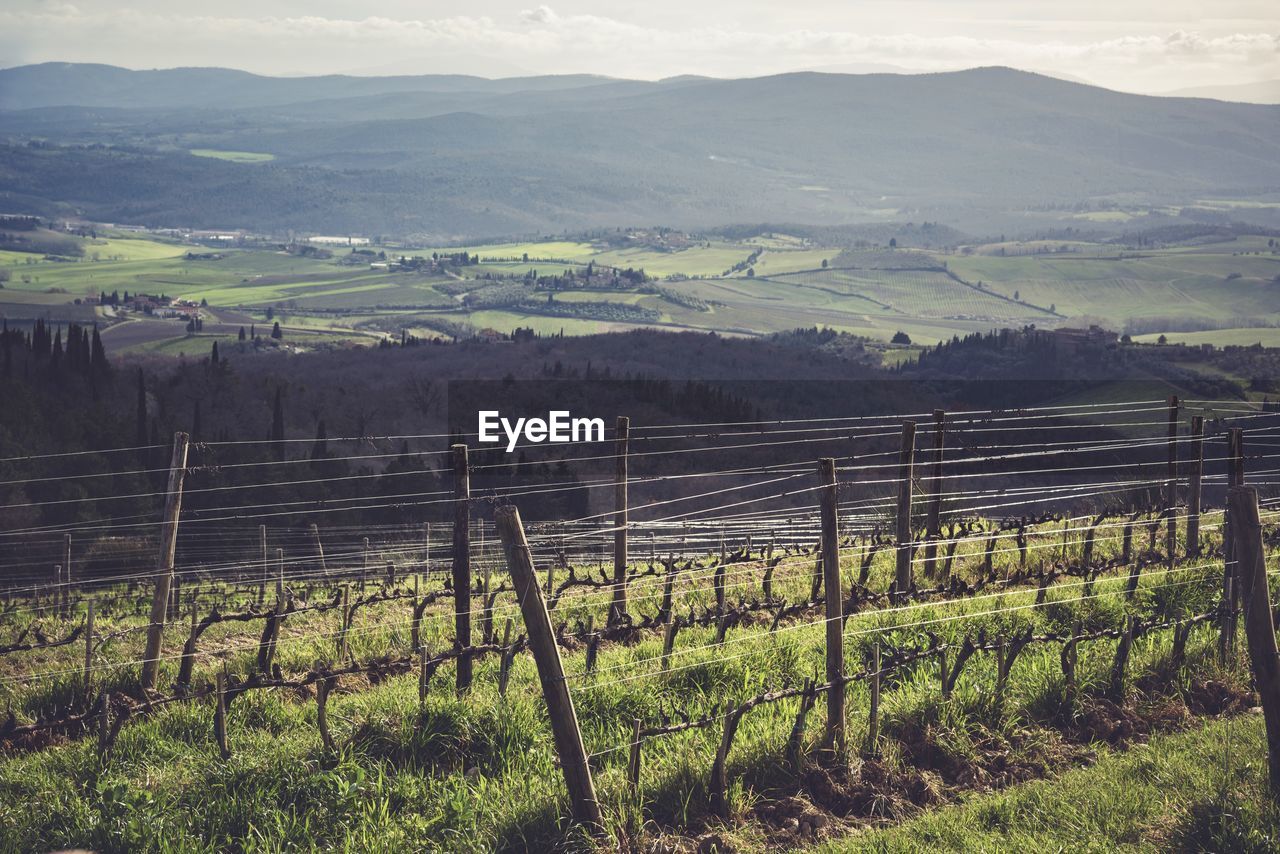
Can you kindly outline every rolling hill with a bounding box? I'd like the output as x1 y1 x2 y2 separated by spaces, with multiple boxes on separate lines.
2 63 1279 238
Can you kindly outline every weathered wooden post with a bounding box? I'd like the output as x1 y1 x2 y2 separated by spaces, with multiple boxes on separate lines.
627 718 643 795
96 691 112 761
338 584 350 659
258 524 268 604
610 416 630 625
63 533 72 613
310 523 327 575
452 444 473 694
214 671 231 759
316 673 337 753
83 598 95 699
894 420 917 599
1187 416 1204 557
1228 486 1280 797
1165 396 1179 570
141 431 190 692
361 537 370 588
865 642 881 758
418 645 431 701
275 548 285 606
495 504 603 833
818 457 845 755
923 410 945 578
1222 427 1245 660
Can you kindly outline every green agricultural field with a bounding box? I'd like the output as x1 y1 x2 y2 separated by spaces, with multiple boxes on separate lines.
189 149 276 163
0 505 1264 852
6 232 1278 350
1133 328 1280 347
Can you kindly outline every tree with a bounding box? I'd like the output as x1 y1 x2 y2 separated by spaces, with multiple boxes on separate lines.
310 420 328 461
1157 334 1168 344
238 326 246 342
821 259 828 268
271 322 282 340
891 330 911 345
270 387 286 461
135 368 148 448
210 341 220 364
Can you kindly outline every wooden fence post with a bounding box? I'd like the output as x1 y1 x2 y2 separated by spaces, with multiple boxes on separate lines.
96 691 111 761
141 431 190 692
1229 486 1280 797
63 533 72 614
866 642 881 758
818 458 845 755
1165 396 1179 570
610 416 630 625
894 421 917 600
452 444 473 694
422 521 432 577
258 524 268 604
1187 416 1204 556
275 548 284 605
310 523 327 575
213 671 231 759
627 718 643 795
494 504 603 832
1220 427 1245 662
361 536 370 588
316 673 337 753
83 598 95 700
498 618 514 696
923 410 945 578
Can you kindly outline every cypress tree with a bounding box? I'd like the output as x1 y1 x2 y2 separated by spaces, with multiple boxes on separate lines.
135 368 148 448
270 387 286 461
310 420 327 461
90 326 105 375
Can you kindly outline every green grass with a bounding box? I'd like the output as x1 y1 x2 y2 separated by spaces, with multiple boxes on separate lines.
189 149 276 163
1133 328 1280 347
831 714 1278 852
7 233 1279 349
0 511 1264 851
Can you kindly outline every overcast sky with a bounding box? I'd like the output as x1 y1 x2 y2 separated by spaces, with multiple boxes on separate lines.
2 0 1277 93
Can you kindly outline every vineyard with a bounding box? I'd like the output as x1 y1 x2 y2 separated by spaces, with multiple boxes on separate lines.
2 398 1280 851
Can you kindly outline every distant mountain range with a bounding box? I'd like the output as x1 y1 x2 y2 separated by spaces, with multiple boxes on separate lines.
2 62 1278 238
1161 79 1280 105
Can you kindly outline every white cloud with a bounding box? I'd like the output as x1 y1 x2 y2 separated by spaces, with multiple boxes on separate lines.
0 3 1276 91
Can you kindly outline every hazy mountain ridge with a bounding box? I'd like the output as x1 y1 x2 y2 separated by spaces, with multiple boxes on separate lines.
2 63 1279 237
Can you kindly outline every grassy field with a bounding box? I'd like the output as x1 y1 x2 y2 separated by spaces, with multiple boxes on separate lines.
189 149 276 163
1134 328 1280 347
829 714 1277 852
0 503 1268 851
4 231 1279 350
